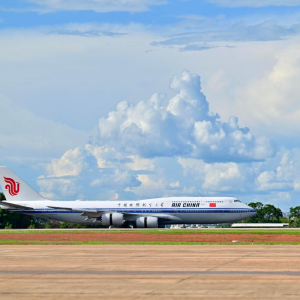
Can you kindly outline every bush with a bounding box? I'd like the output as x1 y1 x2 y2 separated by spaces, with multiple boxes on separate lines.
59 222 69 228
27 221 35 229
4 224 12 229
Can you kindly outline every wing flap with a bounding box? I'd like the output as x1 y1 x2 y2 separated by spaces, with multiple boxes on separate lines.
47 206 99 213
47 206 105 218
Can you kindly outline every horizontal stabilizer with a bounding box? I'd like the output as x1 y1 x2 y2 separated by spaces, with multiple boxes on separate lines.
0 201 33 210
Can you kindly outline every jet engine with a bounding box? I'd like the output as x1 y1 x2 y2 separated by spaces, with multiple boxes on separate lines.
101 213 124 227
136 217 158 228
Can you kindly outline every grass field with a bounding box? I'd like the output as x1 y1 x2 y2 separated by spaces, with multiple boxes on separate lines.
1 240 300 245
1 229 300 235
1 229 300 245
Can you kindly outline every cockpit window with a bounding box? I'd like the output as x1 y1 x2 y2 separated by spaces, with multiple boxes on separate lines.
234 199 241 203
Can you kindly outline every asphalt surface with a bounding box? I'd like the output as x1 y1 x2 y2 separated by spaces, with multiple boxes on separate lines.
1 245 300 299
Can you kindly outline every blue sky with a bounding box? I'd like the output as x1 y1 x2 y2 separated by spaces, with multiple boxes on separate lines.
1 0 299 27
1 0 300 210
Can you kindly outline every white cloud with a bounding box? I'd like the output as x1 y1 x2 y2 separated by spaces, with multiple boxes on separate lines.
170 181 180 188
43 144 130 179
98 70 276 162
233 41 300 137
91 169 141 189
126 155 155 171
85 144 125 169
131 174 166 198
0 96 88 160
38 177 77 198
48 29 126 38
45 147 88 177
151 21 300 47
1 26 296 207
2 13 300 210
38 140 300 210
177 148 300 208
38 144 142 199
38 70 295 203
178 157 253 193
15 0 166 13
256 149 300 192
0 26 293 138
207 0 300 7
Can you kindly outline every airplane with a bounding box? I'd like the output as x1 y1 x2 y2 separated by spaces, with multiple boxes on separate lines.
0 167 256 228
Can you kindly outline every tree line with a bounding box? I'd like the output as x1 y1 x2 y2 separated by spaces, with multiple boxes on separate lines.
1 192 300 228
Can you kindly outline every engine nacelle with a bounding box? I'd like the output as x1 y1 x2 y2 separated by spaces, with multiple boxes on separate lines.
101 213 124 227
136 217 158 228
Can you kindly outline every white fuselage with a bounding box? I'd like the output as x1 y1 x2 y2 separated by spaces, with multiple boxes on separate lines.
2 197 256 226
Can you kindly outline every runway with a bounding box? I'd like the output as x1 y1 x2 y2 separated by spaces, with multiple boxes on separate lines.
1 245 300 299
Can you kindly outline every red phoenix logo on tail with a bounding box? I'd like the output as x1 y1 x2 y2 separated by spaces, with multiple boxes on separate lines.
4 177 20 196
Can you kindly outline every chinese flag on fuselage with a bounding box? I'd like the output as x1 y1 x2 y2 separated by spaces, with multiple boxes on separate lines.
209 203 216 207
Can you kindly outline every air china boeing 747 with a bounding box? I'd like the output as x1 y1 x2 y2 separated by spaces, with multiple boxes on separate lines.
0 167 256 228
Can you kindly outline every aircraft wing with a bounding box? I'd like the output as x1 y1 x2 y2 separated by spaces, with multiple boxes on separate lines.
47 206 145 218
47 206 179 221
47 206 105 218
0 201 33 210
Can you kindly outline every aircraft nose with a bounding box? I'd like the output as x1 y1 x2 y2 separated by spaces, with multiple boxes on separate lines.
248 207 256 218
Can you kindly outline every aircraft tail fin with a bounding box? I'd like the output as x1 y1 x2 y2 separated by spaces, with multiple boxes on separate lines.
0 167 44 201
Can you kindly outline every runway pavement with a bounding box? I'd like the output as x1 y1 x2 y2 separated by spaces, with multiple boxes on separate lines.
1 245 300 299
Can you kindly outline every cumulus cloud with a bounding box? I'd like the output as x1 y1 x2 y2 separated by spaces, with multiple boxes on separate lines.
11 0 166 13
38 142 300 210
98 70 276 162
40 142 300 206
38 144 142 199
178 148 300 202
178 157 254 193
37 70 300 209
207 0 300 7
256 149 300 192
234 41 300 137
38 177 78 198
91 170 141 189
170 181 180 188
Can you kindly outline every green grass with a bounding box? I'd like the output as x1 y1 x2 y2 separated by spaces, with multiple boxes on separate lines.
1 229 299 245
0 229 300 235
1 239 300 245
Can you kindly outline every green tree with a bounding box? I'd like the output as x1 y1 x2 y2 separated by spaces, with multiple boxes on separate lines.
244 202 264 223
0 192 36 229
289 206 300 227
244 202 283 223
0 193 5 201
262 204 283 223
290 206 300 219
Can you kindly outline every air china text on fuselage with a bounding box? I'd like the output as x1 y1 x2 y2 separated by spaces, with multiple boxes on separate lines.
0 167 256 228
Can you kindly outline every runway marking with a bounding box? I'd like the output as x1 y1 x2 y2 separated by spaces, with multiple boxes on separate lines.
207 250 261 272
1 270 300 276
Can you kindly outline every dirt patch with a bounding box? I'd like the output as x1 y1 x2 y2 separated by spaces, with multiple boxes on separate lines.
0 232 300 243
